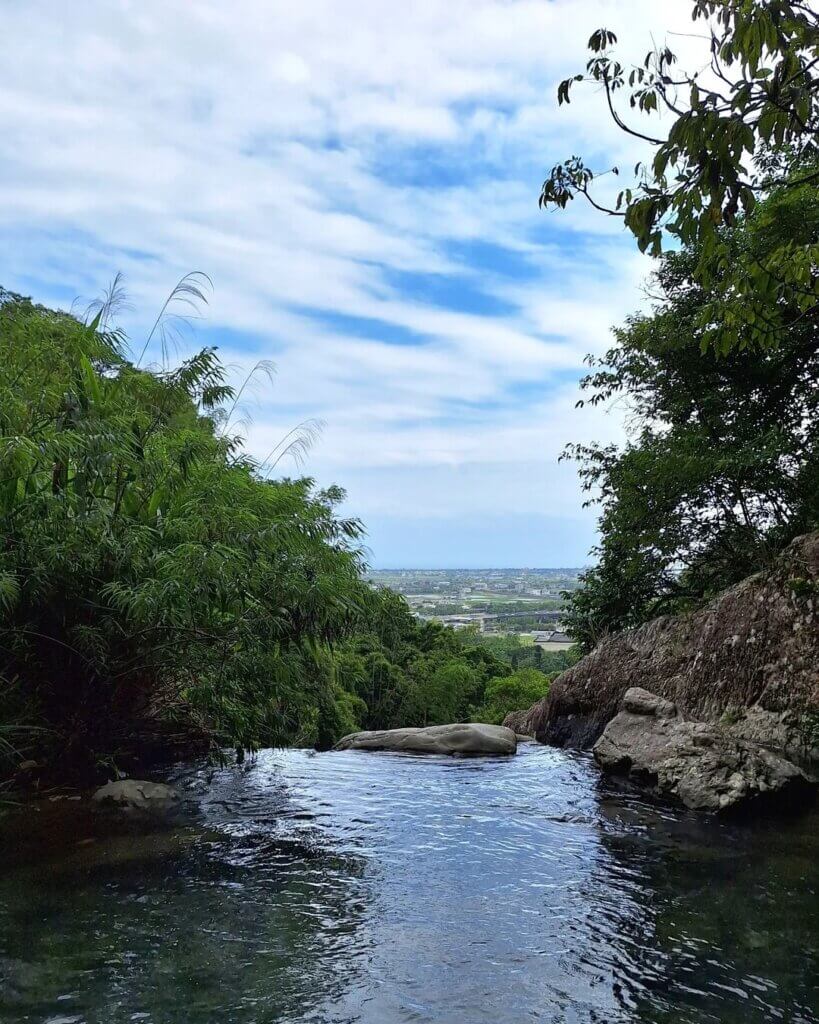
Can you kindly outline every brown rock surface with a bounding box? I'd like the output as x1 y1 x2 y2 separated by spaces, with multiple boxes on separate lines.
510 532 819 761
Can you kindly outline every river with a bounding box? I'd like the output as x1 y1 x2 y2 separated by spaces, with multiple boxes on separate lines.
1 743 817 1023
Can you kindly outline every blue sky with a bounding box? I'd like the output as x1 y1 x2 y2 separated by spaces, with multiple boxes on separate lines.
0 0 697 567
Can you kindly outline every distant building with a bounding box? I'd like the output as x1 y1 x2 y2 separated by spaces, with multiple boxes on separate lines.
533 629 573 648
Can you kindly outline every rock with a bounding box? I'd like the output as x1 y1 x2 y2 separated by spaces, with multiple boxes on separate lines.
333 723 517 756
516 532 819 760
593 688 814 813
621 687 676 718
502 709 535 735
92 779 180 813
515 733 536 743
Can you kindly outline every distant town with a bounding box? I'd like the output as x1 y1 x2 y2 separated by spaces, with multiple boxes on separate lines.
368 568 582 647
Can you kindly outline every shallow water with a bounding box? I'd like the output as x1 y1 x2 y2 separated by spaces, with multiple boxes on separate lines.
0 744 817 1024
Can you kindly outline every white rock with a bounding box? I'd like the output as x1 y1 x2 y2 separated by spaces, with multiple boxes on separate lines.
334 723 517 756
593 688 813 813
92 779 180 812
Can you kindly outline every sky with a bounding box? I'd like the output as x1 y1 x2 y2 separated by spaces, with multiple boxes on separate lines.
0 0 699 567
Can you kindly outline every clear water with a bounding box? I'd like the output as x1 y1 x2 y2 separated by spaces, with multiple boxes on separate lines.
0 744 817 1024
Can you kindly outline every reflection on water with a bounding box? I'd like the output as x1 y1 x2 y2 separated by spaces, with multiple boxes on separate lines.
0 745 816 1023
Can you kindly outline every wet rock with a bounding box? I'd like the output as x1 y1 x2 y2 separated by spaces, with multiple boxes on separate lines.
593 688 814 813
333 723 517 756
92 779 180 813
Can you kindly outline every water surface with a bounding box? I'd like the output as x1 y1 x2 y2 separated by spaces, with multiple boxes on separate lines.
1 744 817 1023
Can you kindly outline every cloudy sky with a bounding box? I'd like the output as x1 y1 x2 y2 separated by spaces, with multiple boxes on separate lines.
0 0 698 567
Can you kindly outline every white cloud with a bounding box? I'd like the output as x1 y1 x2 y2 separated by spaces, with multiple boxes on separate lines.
0 0 701 563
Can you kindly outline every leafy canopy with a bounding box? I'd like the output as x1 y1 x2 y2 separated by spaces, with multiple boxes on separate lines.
0 286 371 770
473 668 554 726
540 1 819 353
561 179 819 651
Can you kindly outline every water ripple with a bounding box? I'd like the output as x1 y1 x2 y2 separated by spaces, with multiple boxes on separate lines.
0 744 817 1024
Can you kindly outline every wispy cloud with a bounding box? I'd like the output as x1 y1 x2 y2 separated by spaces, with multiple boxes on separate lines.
0 0 697 565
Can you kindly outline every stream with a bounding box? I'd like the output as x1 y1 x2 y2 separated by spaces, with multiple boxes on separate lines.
1 743 817 1023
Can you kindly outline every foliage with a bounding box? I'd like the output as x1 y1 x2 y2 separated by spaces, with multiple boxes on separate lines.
0 286 537 778
0 286 372 775
472 668 554 726
561 185 819 651
334 591 510 732
540 1 819 353
457 629 578 674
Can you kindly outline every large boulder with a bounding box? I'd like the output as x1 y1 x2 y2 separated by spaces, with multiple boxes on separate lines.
92 779 180 813
593 688 814 813
333 723 517 756
516 532 819 761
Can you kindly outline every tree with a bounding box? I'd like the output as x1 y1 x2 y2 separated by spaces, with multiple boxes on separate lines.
540 1 819 353
561 185 819 650
0 286 370 775
472 668 554 726
0 283 564 780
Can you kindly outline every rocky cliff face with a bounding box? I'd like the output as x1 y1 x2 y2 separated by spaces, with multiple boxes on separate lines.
506 532 819 763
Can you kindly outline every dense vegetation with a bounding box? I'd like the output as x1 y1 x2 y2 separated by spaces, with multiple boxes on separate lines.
459 631 575 674
547 6 819 650
562 168 818 651
0 289 553 783
471 668 556 727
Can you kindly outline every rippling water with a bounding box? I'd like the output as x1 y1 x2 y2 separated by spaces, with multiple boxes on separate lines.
1 744 817 1023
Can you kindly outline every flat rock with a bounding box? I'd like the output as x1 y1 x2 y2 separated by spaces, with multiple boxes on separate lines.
593 688 814 813
92 779 180 813
333 723 517 756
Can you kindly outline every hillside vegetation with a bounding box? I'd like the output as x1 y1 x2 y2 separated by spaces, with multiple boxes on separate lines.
559 165 819 651
541 2 819 651
0 289 551 783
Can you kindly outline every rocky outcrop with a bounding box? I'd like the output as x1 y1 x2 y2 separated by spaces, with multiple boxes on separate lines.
502 709 534 735
513 532 819 762
593 688 814 812
333 723 517 756
92 779 180 813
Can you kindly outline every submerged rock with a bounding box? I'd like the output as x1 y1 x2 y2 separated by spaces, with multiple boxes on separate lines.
593 687 814 813
333 723 517 756
92 779 180 813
